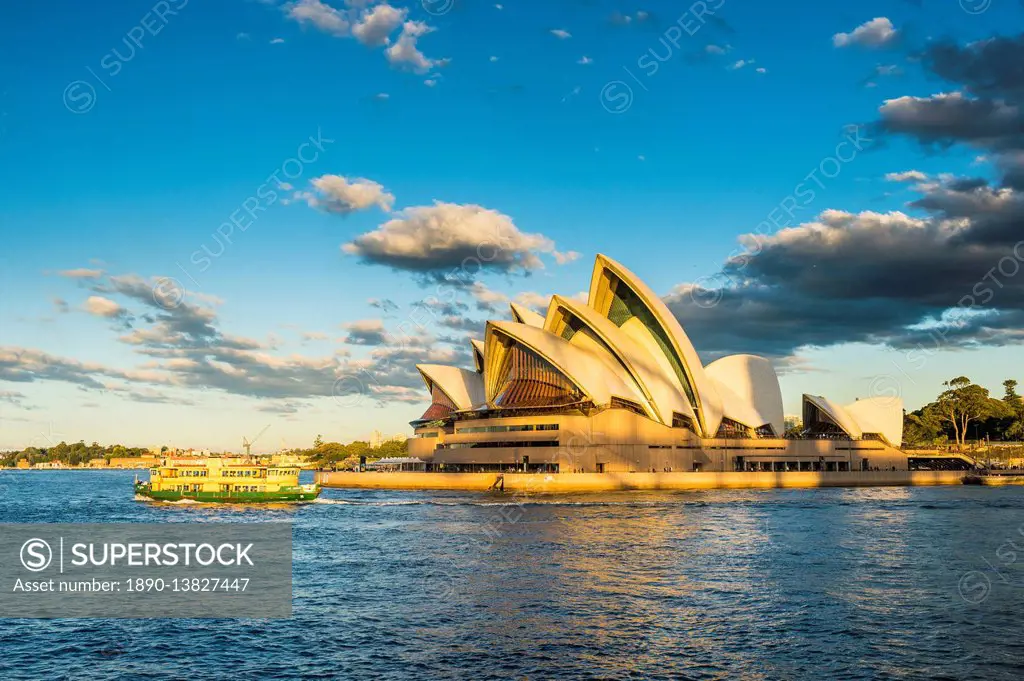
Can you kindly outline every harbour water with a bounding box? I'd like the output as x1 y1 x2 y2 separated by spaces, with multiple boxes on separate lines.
1 470 1023 680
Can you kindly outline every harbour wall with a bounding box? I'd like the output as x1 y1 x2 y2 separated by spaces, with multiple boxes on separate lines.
317 470 966 493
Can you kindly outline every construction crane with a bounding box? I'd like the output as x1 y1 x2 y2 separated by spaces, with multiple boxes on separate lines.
242 423 272 458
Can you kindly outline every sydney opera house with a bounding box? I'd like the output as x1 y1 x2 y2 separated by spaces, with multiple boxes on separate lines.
407 255 907 474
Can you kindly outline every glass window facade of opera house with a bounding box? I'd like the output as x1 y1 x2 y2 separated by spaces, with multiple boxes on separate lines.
408 254 915 474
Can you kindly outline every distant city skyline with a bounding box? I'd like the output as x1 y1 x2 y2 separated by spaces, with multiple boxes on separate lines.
1 1 1022 451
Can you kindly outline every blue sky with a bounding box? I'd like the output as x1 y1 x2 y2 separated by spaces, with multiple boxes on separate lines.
1 0 1023 451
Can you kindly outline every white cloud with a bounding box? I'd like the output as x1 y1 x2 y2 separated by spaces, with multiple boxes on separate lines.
285 0 350 37
489 56 499 62
550 29 571 39
705 44 726 55
83 296 126 319
729 59 748 70
270 38 285 44
424 78 437 87
833 17 898 49
283 2 445 77
296 175 395 215
343 202 561 276
341 318 393 346
885 170 928 183
351 3 406 46
385 21 437 73
59 268 104 279
513 291 551 312
755 67 767 74
553 250 581 265
577 56 592 65
469 282 509 310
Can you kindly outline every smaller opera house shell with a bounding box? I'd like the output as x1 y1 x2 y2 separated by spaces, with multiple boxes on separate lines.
409 255 906 473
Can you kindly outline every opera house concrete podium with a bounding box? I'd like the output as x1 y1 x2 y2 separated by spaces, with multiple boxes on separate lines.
408 254 907 474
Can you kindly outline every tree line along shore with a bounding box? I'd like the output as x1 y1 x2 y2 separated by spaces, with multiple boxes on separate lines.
1 435 408 470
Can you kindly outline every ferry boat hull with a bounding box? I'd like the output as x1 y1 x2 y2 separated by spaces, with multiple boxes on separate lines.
134 482 320 503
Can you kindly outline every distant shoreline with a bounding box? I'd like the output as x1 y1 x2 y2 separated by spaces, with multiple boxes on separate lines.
1 467 151 471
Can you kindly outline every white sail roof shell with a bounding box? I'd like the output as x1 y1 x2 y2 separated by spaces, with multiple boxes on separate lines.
543 295 696 425
416 364 486 410
845 397 904 446
803 394 863 439
588 254 724 437
803 394 904 445
484 320 651 412
470 339 485 373
509 302 545 327
704 354 784 436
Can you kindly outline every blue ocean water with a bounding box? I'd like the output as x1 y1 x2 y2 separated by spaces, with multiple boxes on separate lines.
1 470 1023 680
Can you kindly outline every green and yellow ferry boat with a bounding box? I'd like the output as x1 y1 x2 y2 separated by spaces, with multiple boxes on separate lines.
134 456 321 503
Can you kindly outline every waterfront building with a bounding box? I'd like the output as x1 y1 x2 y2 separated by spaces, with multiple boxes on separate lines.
408 254 909 473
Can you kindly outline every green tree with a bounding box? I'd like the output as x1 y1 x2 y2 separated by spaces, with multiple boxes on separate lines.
1004 380 1020 405
903 406 944 445
1003 379 1024 440
935 377 1001 449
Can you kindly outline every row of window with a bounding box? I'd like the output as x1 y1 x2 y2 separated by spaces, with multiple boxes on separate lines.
167 468 296 478
233 485 266 492
456 424 559 434
736 460 851 472
439 440 560 449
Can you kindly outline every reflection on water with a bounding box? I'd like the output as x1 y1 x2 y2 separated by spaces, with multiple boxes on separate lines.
0 471 1023 680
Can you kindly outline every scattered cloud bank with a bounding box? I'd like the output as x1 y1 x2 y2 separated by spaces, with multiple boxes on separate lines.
3 268 466 409
667 33 1024 362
